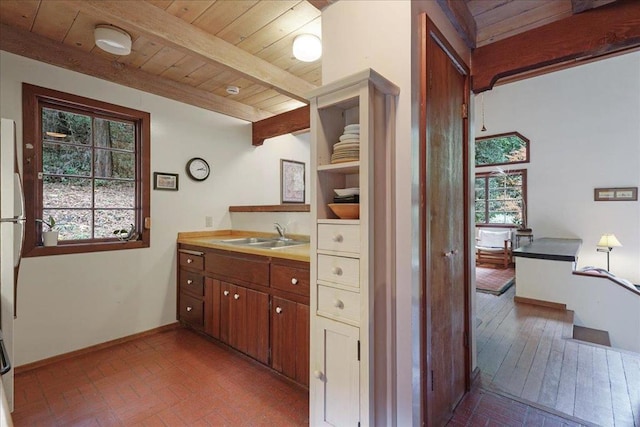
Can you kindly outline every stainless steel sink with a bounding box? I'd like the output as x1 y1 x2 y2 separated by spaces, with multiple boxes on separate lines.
215 237 308 249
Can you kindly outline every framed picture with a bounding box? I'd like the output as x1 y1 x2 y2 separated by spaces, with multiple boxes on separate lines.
153 172 179 191
280 159 305 204
594 187 637 201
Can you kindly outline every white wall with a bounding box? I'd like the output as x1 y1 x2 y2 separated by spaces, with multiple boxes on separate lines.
475 52 640 283
0 51 310 365
322 1 470 425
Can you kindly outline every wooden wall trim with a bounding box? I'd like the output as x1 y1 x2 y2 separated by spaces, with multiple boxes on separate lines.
0 24 270 122
472 0 640 93
513 296 567 311
14 323 180 374
252 105 310 146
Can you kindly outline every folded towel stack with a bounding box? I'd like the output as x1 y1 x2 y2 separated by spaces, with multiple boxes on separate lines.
331 123 360 164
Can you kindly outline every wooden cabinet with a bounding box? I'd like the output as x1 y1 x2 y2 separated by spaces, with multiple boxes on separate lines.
309 69 399 426
179 245 309 385
177 248 205 331
271 297 309 387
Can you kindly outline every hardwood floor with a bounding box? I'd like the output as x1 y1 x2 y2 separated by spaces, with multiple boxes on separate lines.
476 286 640 426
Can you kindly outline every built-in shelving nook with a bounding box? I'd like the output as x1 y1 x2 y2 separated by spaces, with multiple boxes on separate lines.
308 69 399 426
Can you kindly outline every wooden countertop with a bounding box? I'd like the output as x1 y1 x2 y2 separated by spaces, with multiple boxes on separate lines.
513 237 582 262
177 229 310 263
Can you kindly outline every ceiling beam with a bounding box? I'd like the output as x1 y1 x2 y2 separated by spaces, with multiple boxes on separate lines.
307 0 336 11
571 0 617 14
0 23 272 122
60 0 317 102
252 105 310 146
436 0 477 49
472 0 640 93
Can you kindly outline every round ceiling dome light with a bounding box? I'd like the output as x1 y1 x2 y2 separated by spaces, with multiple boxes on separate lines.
226 86 240 95
94 25 132 56
292 34 322 62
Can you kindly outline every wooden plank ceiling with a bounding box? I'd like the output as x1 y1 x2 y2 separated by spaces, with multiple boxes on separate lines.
0 0 323 122
0 0 624 124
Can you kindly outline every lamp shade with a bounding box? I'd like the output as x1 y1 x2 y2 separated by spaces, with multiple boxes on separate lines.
597 234 622 248
292 34 322 62
94 25 132 56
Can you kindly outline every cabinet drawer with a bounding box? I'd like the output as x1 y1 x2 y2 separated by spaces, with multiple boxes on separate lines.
179 252 204 270
179 292 203 327
179 270 204 296
271 264 310 297
317 254 359 289
206 252 269 287
317 285 360 325
318 224 360 254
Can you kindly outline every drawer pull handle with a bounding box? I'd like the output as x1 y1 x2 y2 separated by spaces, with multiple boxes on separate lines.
187 258 193 264
275 307 283 314
186 306 192 312
333 299 344 309
313 370 324 380
234 293 240 300
291 278 298 285
332 234 343 243
331 267 343 276
186 279 193 285
223 290 230 296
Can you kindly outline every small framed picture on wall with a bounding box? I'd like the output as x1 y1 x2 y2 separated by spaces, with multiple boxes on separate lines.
280 159 305 204
153 172 179 191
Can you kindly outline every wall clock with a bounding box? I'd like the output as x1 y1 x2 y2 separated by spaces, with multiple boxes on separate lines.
186 157 210 181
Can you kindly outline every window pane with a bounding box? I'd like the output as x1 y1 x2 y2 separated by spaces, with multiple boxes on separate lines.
42 108 91 145
94 118 134 151
43 177 92 208
43 208 92 240
475 133 528 166
94 150 135 179
95 180 135 208
475 201 486 223
43 142 91 176
95 209 135 238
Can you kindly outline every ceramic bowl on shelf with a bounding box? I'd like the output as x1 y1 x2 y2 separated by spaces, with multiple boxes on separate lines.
334 187 360 197
328 203 359 219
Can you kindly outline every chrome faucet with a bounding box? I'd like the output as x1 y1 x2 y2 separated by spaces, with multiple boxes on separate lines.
274 222 287 240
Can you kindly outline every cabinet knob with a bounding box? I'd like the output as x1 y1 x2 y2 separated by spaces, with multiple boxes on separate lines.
275 307 283 314
186 306 192 312
333 299 344 309
186 279 193 285
331 267 343 276
313 370 324 380
187 258 193 264
443 251 453 257
332 234 343 243
234 293 240 300
291 278 298 285
223 290 230 296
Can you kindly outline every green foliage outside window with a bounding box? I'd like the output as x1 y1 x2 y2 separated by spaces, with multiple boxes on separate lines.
475 132 529 167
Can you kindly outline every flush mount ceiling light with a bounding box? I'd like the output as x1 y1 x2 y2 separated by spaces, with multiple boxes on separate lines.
226 86 240 95
292 34 322 62
94 25 132 56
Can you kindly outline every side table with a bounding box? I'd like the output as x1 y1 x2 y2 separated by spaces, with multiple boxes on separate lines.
515 229 534 247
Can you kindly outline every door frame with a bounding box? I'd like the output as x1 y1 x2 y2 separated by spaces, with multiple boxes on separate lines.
419 14 472 425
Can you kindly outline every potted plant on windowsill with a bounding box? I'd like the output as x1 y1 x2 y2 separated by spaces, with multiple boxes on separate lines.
37 216 58 247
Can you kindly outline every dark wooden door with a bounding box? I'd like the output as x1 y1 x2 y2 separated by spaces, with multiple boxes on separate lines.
272 297 297 377
229 284 247 353
219 281 232 344
421 15 469 427
295 303 310 386
245 287 269 364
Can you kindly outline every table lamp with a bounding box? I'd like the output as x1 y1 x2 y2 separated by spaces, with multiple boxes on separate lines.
596 234 622 271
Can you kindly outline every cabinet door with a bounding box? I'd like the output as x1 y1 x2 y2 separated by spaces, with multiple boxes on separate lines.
245 288 269 364
312 317 359 427
229 285 247 353
295 303 310 387
272 297 297 378
219 281 233 345
207 278 221 339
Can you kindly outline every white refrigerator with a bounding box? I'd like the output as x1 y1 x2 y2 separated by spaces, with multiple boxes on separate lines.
0 117 24 415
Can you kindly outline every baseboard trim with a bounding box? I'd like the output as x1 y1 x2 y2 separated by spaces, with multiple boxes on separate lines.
15 322 180 374
514 295 566 311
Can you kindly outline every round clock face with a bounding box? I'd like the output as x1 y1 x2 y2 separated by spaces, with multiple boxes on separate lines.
186 157 210 181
